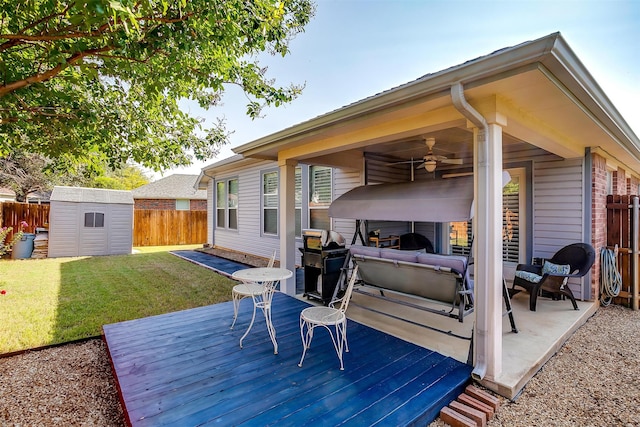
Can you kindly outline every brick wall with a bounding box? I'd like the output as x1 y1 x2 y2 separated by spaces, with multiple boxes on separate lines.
190 200 207 211
591 153 608 299
613 168 626 195
627 176 639 195
135 198 207 210
135 199 176 210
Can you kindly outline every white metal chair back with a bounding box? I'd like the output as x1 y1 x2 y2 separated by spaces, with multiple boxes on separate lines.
330 265 358 313
298 266 359 370
230 249 277 330
267 250 276 268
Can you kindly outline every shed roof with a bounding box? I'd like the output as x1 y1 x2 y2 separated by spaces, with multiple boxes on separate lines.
132 174 206 200
50 186 134 204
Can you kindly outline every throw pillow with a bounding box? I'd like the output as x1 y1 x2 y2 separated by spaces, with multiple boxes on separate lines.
542 261 570 276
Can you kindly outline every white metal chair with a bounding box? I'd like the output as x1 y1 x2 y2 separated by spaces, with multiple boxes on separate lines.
298 265 359 370
230 250 276 329
239 275 279 353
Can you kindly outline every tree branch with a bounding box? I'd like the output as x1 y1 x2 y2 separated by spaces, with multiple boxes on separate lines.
0 46 114 97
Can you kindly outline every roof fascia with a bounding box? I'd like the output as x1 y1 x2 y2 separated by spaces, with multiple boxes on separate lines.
233 33 560 156
540 35 640 158
195 155 264 189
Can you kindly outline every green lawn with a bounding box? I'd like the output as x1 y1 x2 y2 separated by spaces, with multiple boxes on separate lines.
0 246 235 354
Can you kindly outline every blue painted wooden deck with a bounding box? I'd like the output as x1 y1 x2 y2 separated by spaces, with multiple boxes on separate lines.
103 293 471 426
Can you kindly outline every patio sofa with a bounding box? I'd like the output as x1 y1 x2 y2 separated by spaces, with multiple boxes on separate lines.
349 245 473 322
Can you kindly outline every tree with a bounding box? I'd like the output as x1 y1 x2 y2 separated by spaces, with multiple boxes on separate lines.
0 151 52 201
0 0 314 171
91 164 149 189
0 151 149 199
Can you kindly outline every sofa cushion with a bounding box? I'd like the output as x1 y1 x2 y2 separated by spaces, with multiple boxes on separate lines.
514 270 542 283
380 248 420 263
417 253 467 274
349 245 381 258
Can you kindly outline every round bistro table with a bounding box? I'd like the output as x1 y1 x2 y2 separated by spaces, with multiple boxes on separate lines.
231 267 293 354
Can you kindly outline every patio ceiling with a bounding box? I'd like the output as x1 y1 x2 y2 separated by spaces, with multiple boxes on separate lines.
233 33 640 175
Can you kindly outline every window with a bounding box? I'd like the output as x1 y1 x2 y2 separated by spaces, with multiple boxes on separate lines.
309 166 332 230
228 179 238 230
176 199 190 211
216 179 238 230
449 169 523 263
84 212 105 228
502 175 520 263
295 167 302 237
263 171 278 235
216 181 226 228
450 221 472 256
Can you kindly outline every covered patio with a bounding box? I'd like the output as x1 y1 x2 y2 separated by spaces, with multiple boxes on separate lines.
223 32 639 397
347 283 598 399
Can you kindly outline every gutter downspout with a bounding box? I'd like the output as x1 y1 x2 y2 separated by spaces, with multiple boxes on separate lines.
451 82 489 381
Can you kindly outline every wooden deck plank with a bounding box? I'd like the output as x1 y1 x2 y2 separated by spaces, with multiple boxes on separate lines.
104 292 472 426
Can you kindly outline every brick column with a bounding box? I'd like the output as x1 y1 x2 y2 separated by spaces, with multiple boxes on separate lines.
591 154 608 301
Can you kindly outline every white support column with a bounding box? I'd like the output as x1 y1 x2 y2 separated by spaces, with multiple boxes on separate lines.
279 158 297 295
473 119 505 381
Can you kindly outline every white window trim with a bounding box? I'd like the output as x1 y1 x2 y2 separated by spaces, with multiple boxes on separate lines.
262 170 279 236
176 199 190 211
215 178 239 230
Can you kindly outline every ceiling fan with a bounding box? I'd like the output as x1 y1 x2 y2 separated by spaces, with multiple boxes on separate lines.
418 137 464 172
390 137 464 172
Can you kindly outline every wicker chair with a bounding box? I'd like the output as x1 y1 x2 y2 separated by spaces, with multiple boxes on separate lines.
298 265 359 370
512 243 595 311
230 250 276 329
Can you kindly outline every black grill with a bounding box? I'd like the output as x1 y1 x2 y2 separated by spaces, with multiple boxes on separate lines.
301 229 348 305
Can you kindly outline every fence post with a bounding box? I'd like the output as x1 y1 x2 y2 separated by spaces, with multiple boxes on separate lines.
633 196 639 311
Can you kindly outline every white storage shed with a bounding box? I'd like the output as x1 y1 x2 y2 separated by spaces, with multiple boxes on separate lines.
48 186 134 257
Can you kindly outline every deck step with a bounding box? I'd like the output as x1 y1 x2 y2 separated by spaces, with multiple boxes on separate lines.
439 384 501 426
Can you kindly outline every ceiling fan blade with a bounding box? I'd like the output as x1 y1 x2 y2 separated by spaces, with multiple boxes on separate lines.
416 162 426 169
441 158 464 165
385 160 416 166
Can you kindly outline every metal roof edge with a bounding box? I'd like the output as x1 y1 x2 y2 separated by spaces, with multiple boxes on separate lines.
196 155 263 189
543 34 640 156
233 32 561 155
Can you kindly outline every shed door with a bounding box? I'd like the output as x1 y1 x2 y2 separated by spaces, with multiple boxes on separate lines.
79 209 108 255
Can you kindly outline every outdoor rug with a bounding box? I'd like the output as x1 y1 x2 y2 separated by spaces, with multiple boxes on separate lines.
170 250 304 292
170 250 252 277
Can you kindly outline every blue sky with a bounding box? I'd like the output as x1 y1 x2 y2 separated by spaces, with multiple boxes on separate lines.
157 0 640 179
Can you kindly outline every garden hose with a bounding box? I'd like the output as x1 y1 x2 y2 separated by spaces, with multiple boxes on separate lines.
600 245 622 306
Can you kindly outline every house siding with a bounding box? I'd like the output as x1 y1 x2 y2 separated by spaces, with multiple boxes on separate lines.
210 162 364 265
533 158 586 299
212 160 279 261
332 167 363 245
362 155 425 244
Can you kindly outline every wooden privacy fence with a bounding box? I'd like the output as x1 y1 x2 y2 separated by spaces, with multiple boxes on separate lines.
134 209 207 246
606 195 640 309
0 202 50 238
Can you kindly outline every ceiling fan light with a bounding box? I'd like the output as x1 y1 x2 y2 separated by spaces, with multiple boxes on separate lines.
425 160 437 172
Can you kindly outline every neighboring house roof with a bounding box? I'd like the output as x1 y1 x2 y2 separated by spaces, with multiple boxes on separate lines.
0 188 51 203
132 174 207 200
0 187 16 201
51 186 134 204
